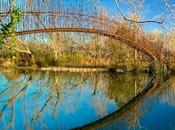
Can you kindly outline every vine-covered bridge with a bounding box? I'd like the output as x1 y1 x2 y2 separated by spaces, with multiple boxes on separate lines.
0 0 170 70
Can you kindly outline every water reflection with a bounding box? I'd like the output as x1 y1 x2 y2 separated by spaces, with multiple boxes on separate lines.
0 69 152 130
84 75 175 130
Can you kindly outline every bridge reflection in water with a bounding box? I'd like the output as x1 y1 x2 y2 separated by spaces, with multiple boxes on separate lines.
77 75 175 130
0 69 174 130
0 1 174 129
0 69 150 129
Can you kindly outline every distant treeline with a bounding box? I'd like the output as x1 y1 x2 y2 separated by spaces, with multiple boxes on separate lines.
0 33 154 72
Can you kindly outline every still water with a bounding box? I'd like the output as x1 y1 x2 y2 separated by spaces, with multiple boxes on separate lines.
0 69 174 130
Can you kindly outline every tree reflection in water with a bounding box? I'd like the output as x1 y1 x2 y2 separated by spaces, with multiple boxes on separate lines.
0 69 152 129
81 75 175 130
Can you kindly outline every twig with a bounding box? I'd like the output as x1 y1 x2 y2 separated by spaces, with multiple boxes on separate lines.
0 9 11 24
113 0 164 24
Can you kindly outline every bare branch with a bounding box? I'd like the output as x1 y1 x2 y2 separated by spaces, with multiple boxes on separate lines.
113 0 164 24
3 44 31 54
0 10 11 24
162 0 175 8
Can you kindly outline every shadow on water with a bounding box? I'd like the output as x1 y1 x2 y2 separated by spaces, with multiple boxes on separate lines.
0 69 174 130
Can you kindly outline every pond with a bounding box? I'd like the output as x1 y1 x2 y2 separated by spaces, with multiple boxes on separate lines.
0 69 174 130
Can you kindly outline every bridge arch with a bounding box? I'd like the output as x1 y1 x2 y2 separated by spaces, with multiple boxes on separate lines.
0 1 164 62
16 27 162 61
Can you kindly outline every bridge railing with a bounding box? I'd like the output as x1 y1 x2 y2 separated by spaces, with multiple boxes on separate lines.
0 11 164 60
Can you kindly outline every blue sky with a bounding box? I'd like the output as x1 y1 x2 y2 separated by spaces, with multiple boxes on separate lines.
99 0 174 32
13 0 174 32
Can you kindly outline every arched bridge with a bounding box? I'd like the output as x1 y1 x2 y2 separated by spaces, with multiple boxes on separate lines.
0 1 165 61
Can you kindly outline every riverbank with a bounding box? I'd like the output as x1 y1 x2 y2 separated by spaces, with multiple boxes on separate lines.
1 65 174 75
0 65 154 74
0 66 122 73
1 57 174 74
0 58 152 73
